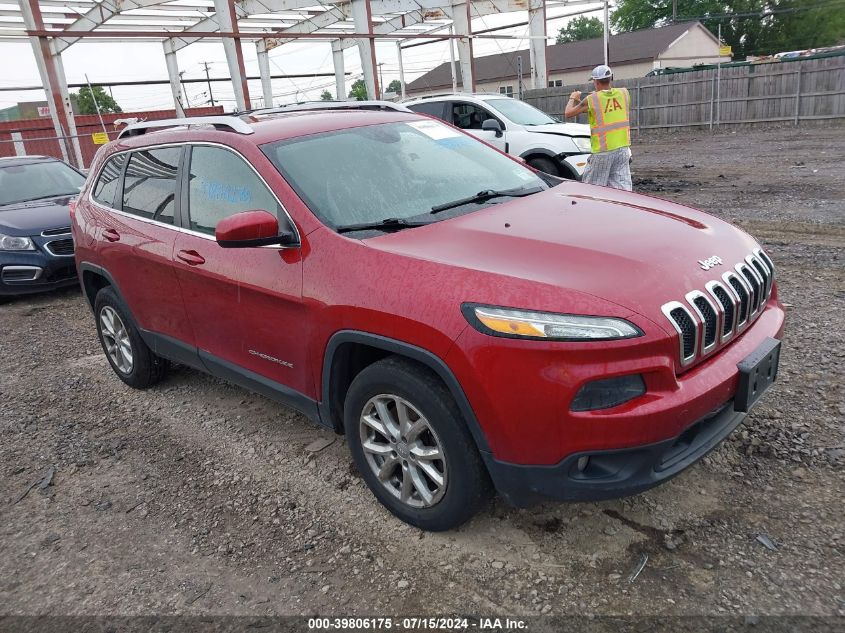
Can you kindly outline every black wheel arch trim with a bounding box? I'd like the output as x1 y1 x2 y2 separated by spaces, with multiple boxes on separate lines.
519 147 558 161
78 261 121 311
520 149 579 179
320 330 491 453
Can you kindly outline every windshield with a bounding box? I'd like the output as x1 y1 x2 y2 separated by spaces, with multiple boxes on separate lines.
484 98 557 126
263 120 546 232
0 160 85 206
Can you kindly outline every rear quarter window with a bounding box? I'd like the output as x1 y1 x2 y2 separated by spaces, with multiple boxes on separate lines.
406 101 446 121
92 154 126 207
121 147 181 225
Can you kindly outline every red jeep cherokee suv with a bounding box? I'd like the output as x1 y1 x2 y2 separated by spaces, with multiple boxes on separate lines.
72 110 784 531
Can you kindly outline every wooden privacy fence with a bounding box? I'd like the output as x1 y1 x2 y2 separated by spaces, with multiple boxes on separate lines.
523 54 845 131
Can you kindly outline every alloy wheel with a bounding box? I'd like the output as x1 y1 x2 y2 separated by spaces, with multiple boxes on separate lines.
99 305 133 374
359 394 448 508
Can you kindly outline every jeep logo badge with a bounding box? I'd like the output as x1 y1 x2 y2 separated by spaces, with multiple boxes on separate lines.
698 255 723 271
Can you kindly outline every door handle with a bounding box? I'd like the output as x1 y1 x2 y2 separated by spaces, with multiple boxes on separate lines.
103 228 120 242
176 249 206 266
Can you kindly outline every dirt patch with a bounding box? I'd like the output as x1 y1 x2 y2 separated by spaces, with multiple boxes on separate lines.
1 126 843 618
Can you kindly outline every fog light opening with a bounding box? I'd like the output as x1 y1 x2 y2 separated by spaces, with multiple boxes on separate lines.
570 374 646 412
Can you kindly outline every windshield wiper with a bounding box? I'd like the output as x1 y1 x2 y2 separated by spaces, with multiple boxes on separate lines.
7 192 78 205
335 217 430 234
430 186 542 214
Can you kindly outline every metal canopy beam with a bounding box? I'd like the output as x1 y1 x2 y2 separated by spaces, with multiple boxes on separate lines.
19 0 82 166
55 0 168 52
336 8 426 50
214 0 250 110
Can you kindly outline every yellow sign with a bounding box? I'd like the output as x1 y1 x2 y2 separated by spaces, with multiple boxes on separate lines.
91 132 109 145
719 45 732 56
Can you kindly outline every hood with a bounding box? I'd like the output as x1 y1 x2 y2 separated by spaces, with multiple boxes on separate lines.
524 122 590 137
0 195 74 236
368 182 761 320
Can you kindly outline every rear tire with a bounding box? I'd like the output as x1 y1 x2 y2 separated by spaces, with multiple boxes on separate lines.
94 286 167 389
345 356 492 531
528 156 560 176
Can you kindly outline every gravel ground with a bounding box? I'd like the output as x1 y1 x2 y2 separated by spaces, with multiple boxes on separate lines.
1 125 843 622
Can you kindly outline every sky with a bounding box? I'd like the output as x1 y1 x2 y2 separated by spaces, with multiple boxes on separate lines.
0 6 605 113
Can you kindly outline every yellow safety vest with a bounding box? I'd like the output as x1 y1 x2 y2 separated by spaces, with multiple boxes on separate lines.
587 87 631 153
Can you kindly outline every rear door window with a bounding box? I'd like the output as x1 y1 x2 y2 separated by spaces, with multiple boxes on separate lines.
186 146 281 235
406 101 446 121
450 102 500 130
121 147 181 225
92 154 126 207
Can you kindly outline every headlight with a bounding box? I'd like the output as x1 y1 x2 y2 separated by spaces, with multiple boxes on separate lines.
573 137 592 153
463 304 642 341
0 233 35 251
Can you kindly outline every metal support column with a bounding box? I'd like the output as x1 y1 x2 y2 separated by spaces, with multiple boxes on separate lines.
396 41 406 99
448 25 457 92
20 0 80 166
351 0 379 99
451 0 475 92
50 42 83 166
163 39 187 117
527 0 547 90
256 39 273 108
213 0 250 111
332 40 346 100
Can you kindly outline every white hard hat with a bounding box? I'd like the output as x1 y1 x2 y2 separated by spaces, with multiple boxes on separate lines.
590 65 613 80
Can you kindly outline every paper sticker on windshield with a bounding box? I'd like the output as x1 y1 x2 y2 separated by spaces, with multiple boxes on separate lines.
408 120 461 140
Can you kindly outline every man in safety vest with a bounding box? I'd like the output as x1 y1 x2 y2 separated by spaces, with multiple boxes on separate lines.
564 64 632 191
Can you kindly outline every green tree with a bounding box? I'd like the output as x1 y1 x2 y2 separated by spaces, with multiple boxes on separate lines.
320 90 334 101
556 16 604 44
348 79 368 101
74 85 122 114
611 0 845 59
385 79 403 95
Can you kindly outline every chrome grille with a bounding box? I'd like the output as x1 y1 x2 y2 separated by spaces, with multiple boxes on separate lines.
707 282 735 340
749 253 772 297
662 249 775 369
687 291 718 352
662 302 697 364
41 226 71 236
726 273 750 326
45 238 74 256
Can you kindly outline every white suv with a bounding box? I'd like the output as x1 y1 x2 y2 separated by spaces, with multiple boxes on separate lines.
402 93 592 179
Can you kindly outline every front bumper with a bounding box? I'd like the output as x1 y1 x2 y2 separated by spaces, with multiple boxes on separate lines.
0 250 77 296
484 400 744 506
560 153 591 179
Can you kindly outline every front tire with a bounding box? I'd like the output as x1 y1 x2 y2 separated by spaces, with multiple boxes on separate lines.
94 286 167 389
527 156 560 176
345 357 492 531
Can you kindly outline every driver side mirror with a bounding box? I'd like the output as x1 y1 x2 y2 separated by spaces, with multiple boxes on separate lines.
482 119 504 138
215 210 298 248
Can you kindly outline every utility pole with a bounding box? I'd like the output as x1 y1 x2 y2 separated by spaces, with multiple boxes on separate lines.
672 0 677 22
202 62 215 107
449 26 457 93
517 55 523 100
179 71 192 109
377 62 385 99
603 0 610 66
